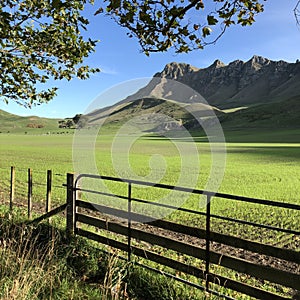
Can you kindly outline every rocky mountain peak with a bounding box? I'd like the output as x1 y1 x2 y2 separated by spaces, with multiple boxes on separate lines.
210 59 226 68
158 62 199 79
246 55 271 70
140 55 300 109
251 55 269 63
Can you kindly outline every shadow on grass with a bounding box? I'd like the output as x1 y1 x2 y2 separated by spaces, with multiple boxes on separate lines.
0 215 208 300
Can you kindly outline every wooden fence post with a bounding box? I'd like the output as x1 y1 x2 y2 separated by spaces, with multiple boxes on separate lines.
127 182 132 262
205 194 212 292
28 168 32 219
46 170 52 224
9 166 15 212
66 173 75 239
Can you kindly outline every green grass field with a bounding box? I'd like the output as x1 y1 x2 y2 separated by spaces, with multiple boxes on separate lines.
1 130 299 201
0 130 299 238
0 129 299 299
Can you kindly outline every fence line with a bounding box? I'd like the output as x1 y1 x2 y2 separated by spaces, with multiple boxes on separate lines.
0 167 299 299
1 166 67 216
67 173 300 300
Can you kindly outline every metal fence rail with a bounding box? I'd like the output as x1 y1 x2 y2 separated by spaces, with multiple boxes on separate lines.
66 173 300 300
2 168 298 298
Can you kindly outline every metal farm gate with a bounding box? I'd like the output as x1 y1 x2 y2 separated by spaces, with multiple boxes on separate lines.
66 173 300 300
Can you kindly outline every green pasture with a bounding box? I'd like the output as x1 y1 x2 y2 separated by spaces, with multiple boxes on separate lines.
0 131 299 239
0 131 299 299
0 133 300 232
1 130 299 197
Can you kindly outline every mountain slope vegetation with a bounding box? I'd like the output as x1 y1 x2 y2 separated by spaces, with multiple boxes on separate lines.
0 110 60 133
86 56 300 133
2 56 300 134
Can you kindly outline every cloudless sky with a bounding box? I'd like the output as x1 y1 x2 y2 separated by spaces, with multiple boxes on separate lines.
1 0 300 119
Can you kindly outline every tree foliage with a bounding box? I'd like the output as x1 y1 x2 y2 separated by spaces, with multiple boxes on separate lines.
97 0 266 55
101 0 300 53
73 113 89 128
96 0 266 54
1 0 299 107
58 118 74 128
0 0 99 107
103 0 300 55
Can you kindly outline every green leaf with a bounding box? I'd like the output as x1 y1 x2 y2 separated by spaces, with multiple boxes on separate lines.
207 15 218 26
52 0 61 9
202 26 212 38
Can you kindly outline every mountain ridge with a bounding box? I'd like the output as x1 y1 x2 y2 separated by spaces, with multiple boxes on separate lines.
1 55 300 133
126 55 300 109
86 55 300 132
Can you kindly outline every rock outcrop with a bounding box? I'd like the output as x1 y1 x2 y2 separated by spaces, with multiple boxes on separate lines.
87 56 300 131
127 55 300 109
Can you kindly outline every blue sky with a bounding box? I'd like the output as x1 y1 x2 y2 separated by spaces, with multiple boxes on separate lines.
1 0 300 119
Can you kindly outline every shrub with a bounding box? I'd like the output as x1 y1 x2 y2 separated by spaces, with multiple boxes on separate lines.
26 123 44 128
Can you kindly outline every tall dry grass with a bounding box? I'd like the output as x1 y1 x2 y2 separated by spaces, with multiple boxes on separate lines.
0 221 58 299
0 218 131 300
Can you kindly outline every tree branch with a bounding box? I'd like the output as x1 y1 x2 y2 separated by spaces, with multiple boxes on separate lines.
294 0 300 26
162 0 202 35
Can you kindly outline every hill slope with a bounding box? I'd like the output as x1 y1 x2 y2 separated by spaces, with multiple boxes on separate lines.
219 95 300 128
2 56 299 134
0 109 61 133
87 56 300 132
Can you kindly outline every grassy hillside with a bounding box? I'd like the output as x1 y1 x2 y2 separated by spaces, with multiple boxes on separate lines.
220 95 300 129
88 97 224 129
87 94 300 143
0 109 64 134
1 93 299 136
